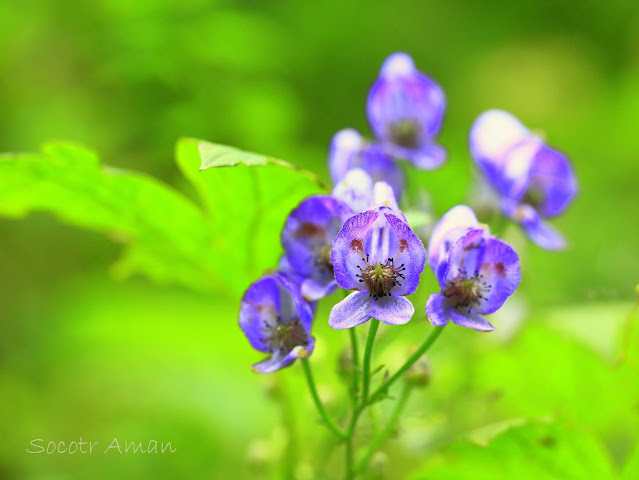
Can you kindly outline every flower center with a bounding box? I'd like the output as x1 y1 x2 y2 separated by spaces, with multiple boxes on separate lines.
315 244 334 275
522 185 545 209
388 119 422 149
356 256 406 300
265 318 308 356
444 270 491 312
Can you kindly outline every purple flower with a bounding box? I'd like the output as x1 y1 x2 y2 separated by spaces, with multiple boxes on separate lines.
332 168 374 214
427 205 479 282
425 206 521 331
470 110 577 250
367 52 446 170
239 273 315 373
328 196 426 329
281 195 353 301
329 128 405 198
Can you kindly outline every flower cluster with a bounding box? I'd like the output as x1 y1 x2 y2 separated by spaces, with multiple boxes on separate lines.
238 52 576 373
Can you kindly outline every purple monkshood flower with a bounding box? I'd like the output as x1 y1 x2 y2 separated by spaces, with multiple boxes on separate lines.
425 205 521 332
281 195 353 301
328 186 426 329
329 128 405 198
332 168 374 214
367 52 446 170
239 273 315 373
470 110 577 250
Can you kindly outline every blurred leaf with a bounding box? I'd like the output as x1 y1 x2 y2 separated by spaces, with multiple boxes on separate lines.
472 315 639 438
176 137 327 295
623 439 639 480
0 140 325 296
0 142 217 292
411 420 616 480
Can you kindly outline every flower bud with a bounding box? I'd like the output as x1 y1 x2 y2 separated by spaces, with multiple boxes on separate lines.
338 347 353 381
404 357 431 388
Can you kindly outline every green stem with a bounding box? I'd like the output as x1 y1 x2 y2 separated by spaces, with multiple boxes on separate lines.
361 319 380 403
349 328 360 402
301 358 347 440
279 375 298 480
368 325 445 405
356 383 413 474
344 319 380 479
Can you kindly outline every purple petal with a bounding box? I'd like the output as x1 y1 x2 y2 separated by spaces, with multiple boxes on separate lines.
449 308 494 332
474 237 521 314
525 145 577 217
358 145 406 196
329 128 365 184
443 228 489 287
517 205 567 250
329 291 372 329
282 195 352 278
428 205 479 273
332 168 374 213
384 212 426 295
273 272 315 332
240 274 314 357
470 110 533 192
252 337 316 374
239 276 280 353
367 52 445 152
388 141 446 170
329 130 405 198
301 277 337 302
406 142 447 170
425 293 449 327
369 295 415 325
372 181 400 211
331 210 380 289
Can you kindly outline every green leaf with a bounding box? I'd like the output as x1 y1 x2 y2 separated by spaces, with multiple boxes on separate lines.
0 142 218 292
0 140 325 296
410 420 617 480
176 137 326 295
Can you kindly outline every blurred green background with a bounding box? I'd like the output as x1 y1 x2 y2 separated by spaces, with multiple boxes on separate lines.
1 0 639 479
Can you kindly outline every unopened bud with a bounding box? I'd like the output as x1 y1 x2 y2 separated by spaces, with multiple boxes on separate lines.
404 357 431 388
338 348 353 381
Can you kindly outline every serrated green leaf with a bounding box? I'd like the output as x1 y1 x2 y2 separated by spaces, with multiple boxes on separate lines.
0 142 219 292
0 139 326 297
410 420 616 480
176 137 327 295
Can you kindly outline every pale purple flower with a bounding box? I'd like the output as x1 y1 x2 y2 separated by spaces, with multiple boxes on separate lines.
329 128 405 197
425 206 521 331
239 273 315 373
281 195 353 301
329 185 426 329
470 110 577 250
367 52 446 169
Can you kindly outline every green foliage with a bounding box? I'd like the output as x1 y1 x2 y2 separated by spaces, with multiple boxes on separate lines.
176 138 326 295
0 139 324 297
411 420 616 480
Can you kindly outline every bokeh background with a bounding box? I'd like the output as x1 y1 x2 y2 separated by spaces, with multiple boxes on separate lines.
2 0 639 478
